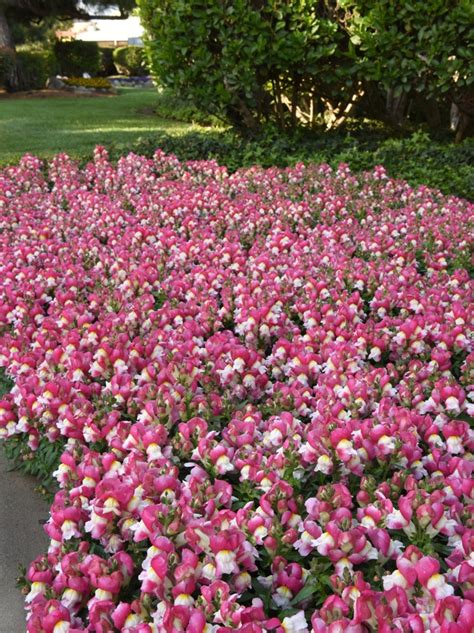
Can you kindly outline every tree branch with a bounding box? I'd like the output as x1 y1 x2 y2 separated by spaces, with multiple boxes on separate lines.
69 8 130 21
1 1 130 22
74 13 129 20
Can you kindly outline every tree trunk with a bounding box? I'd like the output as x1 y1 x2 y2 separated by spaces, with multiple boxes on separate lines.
455 112 473 143
273 77 286 129
414 94 442 129
386 88 409 128
358 81 387 122
0 6 14 48
0 6 19 91
290 77 300 129
225 99 260 135
452 89 474 143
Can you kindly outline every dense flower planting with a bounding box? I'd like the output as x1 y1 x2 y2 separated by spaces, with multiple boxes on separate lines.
63 78 113 90
0 148 473 632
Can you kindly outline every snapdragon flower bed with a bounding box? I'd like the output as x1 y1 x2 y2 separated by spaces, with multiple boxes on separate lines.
0 148 473 633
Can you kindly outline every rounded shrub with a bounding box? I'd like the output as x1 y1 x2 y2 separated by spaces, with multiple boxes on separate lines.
113 46 147 76
16 46 58 90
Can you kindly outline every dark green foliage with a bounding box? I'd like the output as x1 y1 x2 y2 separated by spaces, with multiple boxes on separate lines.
138 0 352 132
9 13 62 47
343 0 473 100
153 89 224 127
16 46 58 90
113 125 474 200
0 367 14 397
98 46 116 77
2 435 65 501
113 46 147 76
138 0 474 138
2 43 60 92
1 367 61 500
0 46 16 89
53 40 100 76
151 288 168 310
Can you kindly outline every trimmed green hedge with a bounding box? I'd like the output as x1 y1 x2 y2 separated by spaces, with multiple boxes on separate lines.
54 40 100 77
16 47 58 90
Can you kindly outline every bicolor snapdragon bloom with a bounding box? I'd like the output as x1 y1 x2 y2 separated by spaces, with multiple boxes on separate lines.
0 149 471 631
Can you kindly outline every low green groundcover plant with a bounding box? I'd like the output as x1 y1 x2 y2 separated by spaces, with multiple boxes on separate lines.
2 435 65 499
1 368 63 498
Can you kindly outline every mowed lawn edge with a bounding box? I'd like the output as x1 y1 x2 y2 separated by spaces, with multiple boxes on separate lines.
0 88 202 164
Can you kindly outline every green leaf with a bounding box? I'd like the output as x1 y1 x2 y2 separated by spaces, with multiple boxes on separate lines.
0 367 14 397
290 582 318 605
279 608 301 618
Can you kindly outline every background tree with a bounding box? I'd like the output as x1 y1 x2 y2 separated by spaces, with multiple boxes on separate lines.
0 1 136 88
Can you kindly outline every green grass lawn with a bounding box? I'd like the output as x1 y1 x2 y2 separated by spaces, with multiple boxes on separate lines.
0 88 199 164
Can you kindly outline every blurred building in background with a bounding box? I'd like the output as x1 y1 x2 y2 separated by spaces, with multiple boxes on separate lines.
56 15 143 47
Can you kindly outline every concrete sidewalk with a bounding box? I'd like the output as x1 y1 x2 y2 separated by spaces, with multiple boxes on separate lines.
0 450 49 633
